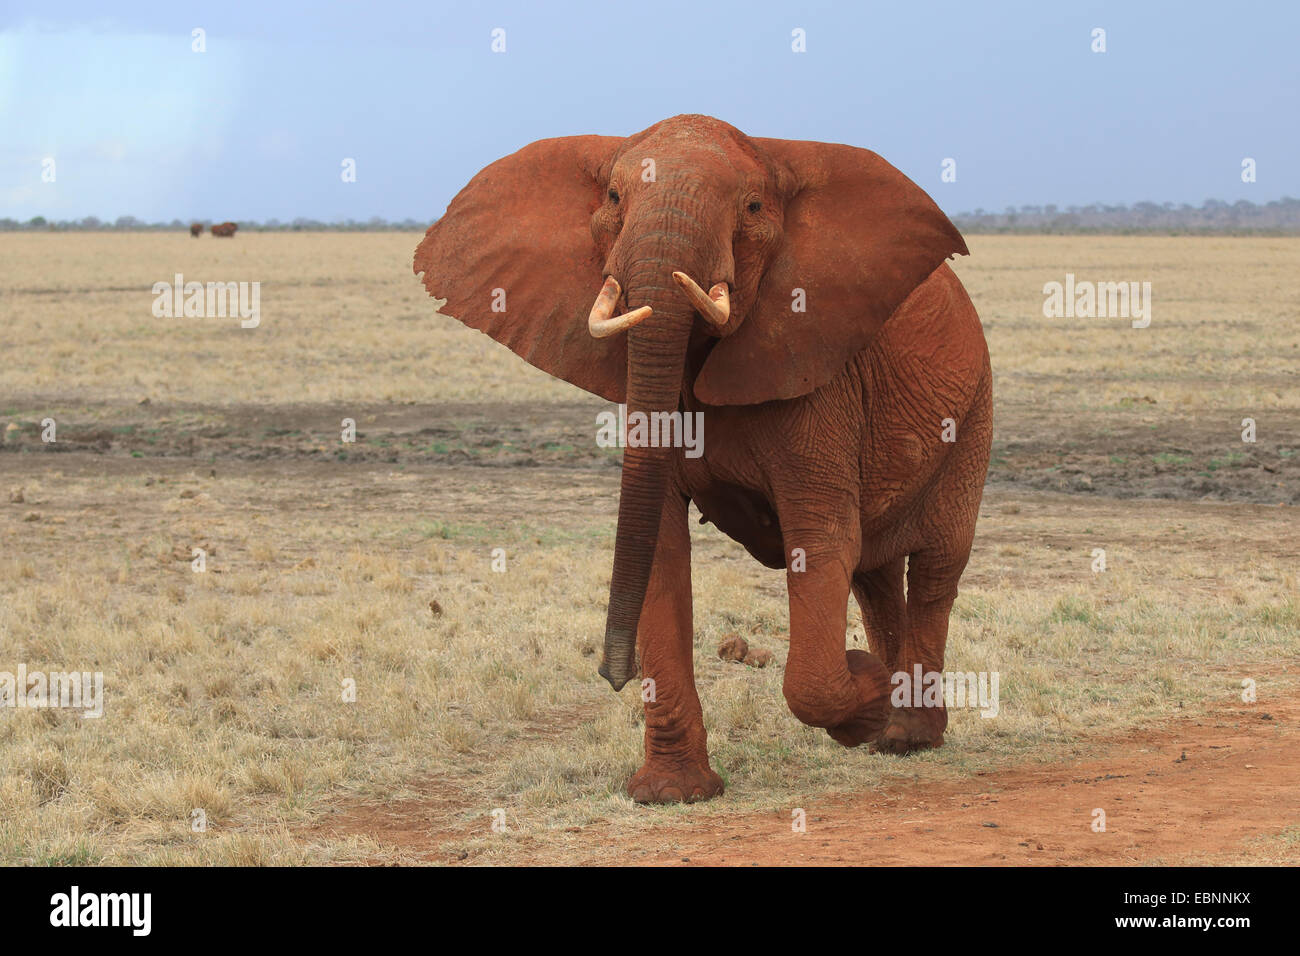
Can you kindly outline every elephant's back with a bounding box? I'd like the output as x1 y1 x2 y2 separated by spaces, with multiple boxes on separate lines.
862 263 989 419
877 263 986 377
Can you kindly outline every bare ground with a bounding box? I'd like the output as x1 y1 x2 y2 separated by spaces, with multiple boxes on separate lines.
309 693 1297 866
4 396 1299 502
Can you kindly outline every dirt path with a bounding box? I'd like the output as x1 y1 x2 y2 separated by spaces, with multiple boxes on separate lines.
633 696 1298 866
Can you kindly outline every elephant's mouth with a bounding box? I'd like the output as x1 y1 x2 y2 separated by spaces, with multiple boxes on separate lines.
670 272 730 329
586 273 729 340
587 276 651 338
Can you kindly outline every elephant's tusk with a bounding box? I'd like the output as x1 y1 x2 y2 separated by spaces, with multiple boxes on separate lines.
588 276 652 338
671 271 730 329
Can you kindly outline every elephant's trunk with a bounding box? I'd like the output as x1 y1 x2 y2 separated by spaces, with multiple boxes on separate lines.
598 222 709 690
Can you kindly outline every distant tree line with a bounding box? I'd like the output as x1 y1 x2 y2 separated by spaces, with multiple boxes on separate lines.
0 216 429 232
949 197 1300 234
4 198 1299 234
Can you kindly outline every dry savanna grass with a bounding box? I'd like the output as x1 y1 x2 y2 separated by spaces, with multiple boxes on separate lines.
3 232 1298 412
1 232 1297 865
1 467 1295 865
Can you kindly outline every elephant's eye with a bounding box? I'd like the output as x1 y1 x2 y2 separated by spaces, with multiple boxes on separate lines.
608 188 620 205
747 200 762 214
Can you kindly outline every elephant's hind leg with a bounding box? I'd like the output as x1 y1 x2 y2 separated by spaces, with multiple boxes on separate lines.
873 373 990 755
852 556 907 671
627 491 724 804
872 551 966 755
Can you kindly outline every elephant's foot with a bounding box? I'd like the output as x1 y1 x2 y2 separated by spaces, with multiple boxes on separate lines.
628 759 724 805
825 649 892 748
872 705 947 755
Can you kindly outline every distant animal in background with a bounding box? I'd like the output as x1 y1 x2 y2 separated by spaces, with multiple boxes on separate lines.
190 223 203 237
211 222 238 237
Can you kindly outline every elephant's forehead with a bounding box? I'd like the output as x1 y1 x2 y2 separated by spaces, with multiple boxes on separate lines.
615 134 760 179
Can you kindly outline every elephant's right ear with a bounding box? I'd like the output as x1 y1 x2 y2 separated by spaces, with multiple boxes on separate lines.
413 135 627 402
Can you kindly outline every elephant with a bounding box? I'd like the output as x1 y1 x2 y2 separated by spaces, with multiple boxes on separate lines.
211 222 238 237
413 114 992 804
190 222 203 237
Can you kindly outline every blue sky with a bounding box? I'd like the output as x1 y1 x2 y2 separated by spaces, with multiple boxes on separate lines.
2 0 1296 222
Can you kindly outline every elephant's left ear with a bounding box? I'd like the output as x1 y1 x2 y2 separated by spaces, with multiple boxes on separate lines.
695 140 967 406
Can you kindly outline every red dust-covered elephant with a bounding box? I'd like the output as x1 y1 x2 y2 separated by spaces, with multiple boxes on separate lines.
189 222 203 237
210 221 238 237
414 115 992 803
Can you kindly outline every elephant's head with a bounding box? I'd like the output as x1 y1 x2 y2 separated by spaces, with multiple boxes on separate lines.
414 114 966 690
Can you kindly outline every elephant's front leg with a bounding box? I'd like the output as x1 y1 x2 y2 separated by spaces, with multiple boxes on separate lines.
781 528 892 748
626 491 723 804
